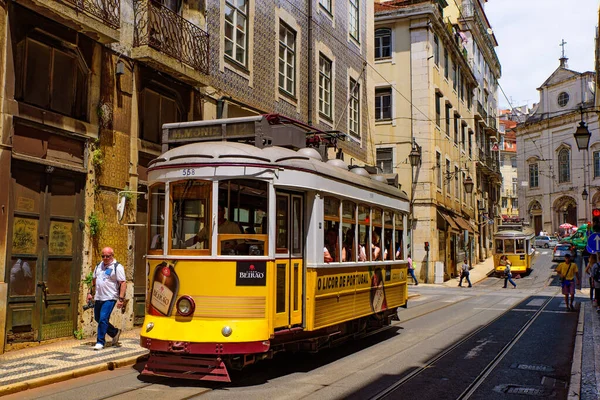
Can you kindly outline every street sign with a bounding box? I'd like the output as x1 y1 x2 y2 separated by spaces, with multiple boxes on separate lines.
587 233 600 254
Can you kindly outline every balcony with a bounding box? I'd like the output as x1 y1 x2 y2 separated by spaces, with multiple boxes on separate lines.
133 0 209 82
16 0 120 43
476 101 487 121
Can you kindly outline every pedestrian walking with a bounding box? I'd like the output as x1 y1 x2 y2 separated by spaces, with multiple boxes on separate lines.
87 247 126 350
458 259 472 287
503 262 517 289
591 255 600 314
585 253 596 305
407 253 418 285
556 253 579 311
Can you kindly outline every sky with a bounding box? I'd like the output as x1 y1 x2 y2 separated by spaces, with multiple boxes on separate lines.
485 0 599 110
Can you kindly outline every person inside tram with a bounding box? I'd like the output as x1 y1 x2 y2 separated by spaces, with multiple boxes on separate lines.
342 228 356 262
324 228 338 263
499 254 511 267
371 230 382 261
193 204 242 252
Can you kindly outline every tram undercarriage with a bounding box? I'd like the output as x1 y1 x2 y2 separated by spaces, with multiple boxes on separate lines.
141 308 401 382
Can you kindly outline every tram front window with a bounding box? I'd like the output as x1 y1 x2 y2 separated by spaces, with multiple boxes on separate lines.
504 239 515 253
219 179 268 255
516 239 525 254
171 180 211 252
495 239 504 253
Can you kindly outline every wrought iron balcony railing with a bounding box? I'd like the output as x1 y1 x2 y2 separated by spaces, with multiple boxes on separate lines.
134 0 209 74
62 0 120 29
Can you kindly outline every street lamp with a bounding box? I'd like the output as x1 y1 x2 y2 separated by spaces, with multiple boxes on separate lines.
574 106 591 151
409 142 422 167
463 175 474 194
582 187 589 201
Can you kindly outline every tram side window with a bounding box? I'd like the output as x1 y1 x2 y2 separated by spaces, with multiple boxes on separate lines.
515 239 525 254
372 208 383 261
148 183 165 253
358 204 369 261
170 180 211 252
341 201 357 262
383 211 393 260
324 196 340 262
276 195 288 253
504 239 515 253
219 179 268 256
495 239 504 253
394 212 404 260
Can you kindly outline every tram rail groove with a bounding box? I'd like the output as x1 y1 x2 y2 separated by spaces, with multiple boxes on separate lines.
370 294 556 400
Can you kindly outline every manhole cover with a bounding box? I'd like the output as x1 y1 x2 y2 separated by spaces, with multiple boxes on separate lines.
505 386 553 396
511 363 554 372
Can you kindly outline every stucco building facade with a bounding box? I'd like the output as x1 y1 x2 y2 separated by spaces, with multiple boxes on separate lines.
517 57 598 235
373 0 501 282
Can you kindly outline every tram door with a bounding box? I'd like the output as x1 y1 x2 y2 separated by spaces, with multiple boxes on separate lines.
274 192 304 328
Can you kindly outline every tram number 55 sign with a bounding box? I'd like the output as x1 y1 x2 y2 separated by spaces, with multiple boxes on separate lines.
586 233 600 254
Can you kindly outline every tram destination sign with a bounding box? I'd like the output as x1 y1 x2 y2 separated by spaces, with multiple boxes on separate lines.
167 122 255 142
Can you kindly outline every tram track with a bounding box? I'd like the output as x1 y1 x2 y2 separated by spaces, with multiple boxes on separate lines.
369 293 557 400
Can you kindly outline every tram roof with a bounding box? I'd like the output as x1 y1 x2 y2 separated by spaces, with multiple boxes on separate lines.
149 141 409 202
494 230 534 239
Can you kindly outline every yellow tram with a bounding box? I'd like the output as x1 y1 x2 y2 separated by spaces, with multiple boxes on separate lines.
493 229 535 276
139 115 410 381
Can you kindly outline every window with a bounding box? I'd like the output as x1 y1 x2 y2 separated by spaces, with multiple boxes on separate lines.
529 163 539 188
319 0 332 13
500 155 505 167
454 113 459 144
467 86 472 109
348 78 360 137
454 166 459 198
319 54 332 119
375 87 392 120
461 123 466 150
349 0 359 41
558 148 570 183
446 159 451 196
445 104 451 136
324 196 340 262
219 179 268 255
278 22 296 96
141 88 182 143
444 48 449 79
512 197 518 208
595 151 600 178
462 172 467 202
375 28 391 59
502 197 508 208
377 148 393 174
512 182 517 194
16 37 89 120
435 93 442 127
170 180 211 254
224 0 248 65
342 201 357 262
511 156 517 168
433 35 439 66
468 131 473 158
148 184 165 254
558 91 569 107
436 152 442 188
452 60 457 90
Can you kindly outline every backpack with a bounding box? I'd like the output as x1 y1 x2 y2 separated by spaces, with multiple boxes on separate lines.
594 263 600 282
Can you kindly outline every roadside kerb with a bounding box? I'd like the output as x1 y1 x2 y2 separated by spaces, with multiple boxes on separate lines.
0 353 148 397
568 304 584 400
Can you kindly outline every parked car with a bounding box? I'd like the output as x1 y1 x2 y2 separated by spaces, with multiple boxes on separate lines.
553 243 575 262
534 235 559 248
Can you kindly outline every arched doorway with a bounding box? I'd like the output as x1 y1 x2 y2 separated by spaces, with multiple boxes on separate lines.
528 200 542 234
553 196 577 231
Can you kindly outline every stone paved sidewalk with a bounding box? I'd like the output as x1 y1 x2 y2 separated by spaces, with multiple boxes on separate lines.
0 330 148 396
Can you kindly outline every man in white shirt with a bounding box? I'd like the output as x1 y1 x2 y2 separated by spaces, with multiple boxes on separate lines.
87 247 126 350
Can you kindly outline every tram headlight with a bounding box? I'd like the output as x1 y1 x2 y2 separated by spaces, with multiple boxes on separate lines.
176 296 195 317
222 326 232 337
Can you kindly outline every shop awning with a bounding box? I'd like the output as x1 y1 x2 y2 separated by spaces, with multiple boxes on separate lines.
453 215 474 233
438 210 460 231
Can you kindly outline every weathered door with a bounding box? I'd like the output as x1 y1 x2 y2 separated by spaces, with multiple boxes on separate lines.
7 162 83 343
